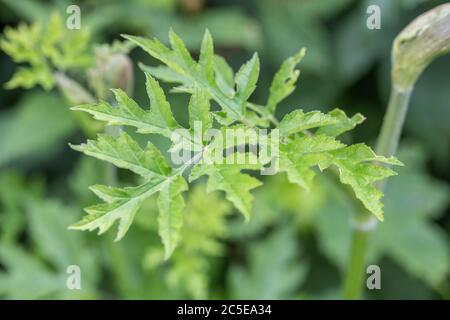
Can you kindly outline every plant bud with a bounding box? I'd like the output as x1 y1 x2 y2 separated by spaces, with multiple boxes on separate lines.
88 47 134 100
392 3 450 90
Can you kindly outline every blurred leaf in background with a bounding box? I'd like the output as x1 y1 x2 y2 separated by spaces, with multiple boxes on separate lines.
0 172 100 299
0 92 76 167
228 224 308 299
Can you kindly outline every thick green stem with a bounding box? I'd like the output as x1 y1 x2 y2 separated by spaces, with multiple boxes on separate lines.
343 227 370 299
376 87 412 158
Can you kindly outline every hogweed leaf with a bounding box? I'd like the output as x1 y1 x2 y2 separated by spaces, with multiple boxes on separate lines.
235 53 260 106
214 55 235 96
144 72 180 131
69 131 170 178
274 136 403 220
158 175 188 259
124 30 263 121
278 109 339 137
71 76 180 137
188 88 212 133
267 48 306 113
1 12 90 90
317 108 366 137
168 29 196 70
324 144 403 221
189 154 262 220
278 135 345 190
70 30 403 256
199 29 215 84
69 177 167 241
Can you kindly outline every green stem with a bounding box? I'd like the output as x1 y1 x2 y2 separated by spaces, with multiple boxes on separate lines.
343 227 370 299
376 87 412 159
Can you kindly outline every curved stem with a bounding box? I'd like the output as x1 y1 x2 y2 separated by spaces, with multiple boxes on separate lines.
376 87 412 158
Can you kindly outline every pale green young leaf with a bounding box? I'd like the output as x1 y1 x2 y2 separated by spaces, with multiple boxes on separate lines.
139 64 188 84
4 65 54 90
274 136 402 220
145 184 232 299
123 31 245 121
71 77 180 137
214 55 235 96
144 72 181 131
278 109 338 137
278 135 345 190
168 29 196 70
199 29 215 83
69 131 170 178
69 176 167 241
267 48 306 113
189 154 262 220
188 88 212 133
317 108 365 137
324 144 403 221
235 52 260 104
1 13 91 90
1 23 41 64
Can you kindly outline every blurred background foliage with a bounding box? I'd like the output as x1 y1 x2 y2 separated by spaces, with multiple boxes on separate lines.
0 0 448 299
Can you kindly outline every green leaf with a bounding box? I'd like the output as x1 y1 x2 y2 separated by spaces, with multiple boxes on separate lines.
4 65 54 90
125 30 255 121
71 30 402 260
0 184 100 299
144 73 181 131
188 88 212 133
316 108 365 137
0 12 91 90
267 48 306 113
69 131 170 178
278 109 338 137
69 176 166 241
189 154 262 220
71 76 180 137
158 175 188 259
278 135 345 190
276 136 402 220
198 29 215 84
324 144 401 221
70 131 188 255
145 184 232 299
235 53 260 104
214 55 235 96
